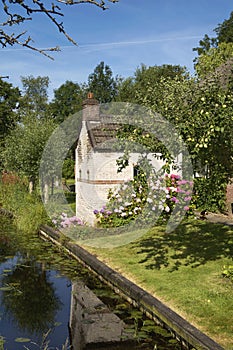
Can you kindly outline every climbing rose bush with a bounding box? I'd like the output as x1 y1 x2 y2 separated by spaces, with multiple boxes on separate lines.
94 173 193 227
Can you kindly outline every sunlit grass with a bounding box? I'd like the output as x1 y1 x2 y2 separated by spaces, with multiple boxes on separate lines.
83 219 233 349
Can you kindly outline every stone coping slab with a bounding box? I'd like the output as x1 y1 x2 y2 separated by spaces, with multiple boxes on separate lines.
39 224 224 350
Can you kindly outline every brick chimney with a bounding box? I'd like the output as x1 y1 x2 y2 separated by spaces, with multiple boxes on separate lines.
82 92 100 121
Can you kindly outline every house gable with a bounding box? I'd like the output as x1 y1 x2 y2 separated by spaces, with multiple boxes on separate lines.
75 95 167 225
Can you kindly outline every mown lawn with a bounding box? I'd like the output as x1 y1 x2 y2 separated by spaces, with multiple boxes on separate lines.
81 219 233 349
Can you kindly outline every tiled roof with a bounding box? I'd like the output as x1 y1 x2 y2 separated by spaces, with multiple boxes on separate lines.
87 119 122 151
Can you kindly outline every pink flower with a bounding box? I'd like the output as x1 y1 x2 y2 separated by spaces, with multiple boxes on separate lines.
177 180 188 185
171 197 179 203
170 174 180 179
184 206 190 211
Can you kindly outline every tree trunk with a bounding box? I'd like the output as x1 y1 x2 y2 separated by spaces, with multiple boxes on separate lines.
43 182 49 204
29 179 34 193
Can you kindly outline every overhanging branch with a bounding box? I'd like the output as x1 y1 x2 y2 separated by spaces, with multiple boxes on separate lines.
0 0 119 57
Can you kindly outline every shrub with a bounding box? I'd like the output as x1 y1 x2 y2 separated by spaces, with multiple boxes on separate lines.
222 265 233 281
62 159 75 179
0 180 50 233
52 212 84 229
193 176 227 213
94 173 194 228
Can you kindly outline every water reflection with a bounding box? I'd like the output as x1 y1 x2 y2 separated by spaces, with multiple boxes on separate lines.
0 256 71 349
0 216 181 350
1 257 62 334
0 216 70 348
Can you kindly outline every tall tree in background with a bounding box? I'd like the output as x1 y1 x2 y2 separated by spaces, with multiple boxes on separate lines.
87 61 117 103
0 78 20 142
116 64 189 103
0 78 20 170
3 116 56 192
20 76 50 118
49 80 84 124
133 64 188 106
115 76 136 102
195 42 233 80
215 11 233 44
193 11 233 57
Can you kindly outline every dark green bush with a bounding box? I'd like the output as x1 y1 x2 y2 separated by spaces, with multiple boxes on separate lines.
62 159 75 179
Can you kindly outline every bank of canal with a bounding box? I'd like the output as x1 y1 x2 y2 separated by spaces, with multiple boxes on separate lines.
0 215 184 350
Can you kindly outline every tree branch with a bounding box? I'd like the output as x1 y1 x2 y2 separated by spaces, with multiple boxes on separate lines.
0 0 118 56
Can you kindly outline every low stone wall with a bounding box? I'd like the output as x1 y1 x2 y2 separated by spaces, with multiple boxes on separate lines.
39 224 224 350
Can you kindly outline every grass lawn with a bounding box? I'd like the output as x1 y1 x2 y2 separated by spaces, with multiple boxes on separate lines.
80 219 233 350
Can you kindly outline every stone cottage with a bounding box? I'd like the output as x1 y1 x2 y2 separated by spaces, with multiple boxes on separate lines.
75 94 167 225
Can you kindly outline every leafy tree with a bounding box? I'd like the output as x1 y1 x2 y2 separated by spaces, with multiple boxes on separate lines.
215 11 233 44
115 76 136 102
116 64 188 103
0 78 20 170
20 75 50 118
62 158 75 179
87 61 117 103
0 0 118 58
134 63 188 84
131 64 189 116
49 80 84 124
0 78 20 142
193 11 233 57
3 116 56 192
193 34 218 57
116 62 233 212
195 42 233 79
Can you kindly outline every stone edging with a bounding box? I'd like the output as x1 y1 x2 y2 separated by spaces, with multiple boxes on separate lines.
39 224 224 350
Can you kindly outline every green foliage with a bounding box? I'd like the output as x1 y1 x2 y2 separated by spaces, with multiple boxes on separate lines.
195 42 233 78
0 78 21 137
193 176 227 212
62 158 75 179
20 76 50 118
215 11 233 44
222 265 233 281
0 181 50 233
115 76 136 102
49 80 84 123
116 63 188 104
134 63 188 85
193 34 218 57
94 173 193 228
0 336 5 350
0 78 21 168
193 11 233 57
87 61 117 103
121 62 232 212
2 116 56 189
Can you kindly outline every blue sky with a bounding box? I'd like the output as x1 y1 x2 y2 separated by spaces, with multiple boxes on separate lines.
1 0 232 99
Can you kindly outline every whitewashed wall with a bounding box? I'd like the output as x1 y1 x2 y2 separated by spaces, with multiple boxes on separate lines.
75 120 166 225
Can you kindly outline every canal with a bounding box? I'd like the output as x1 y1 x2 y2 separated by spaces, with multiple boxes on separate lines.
0 215 183 349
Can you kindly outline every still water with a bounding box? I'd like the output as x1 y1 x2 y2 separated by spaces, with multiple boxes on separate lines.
0 215 183 350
